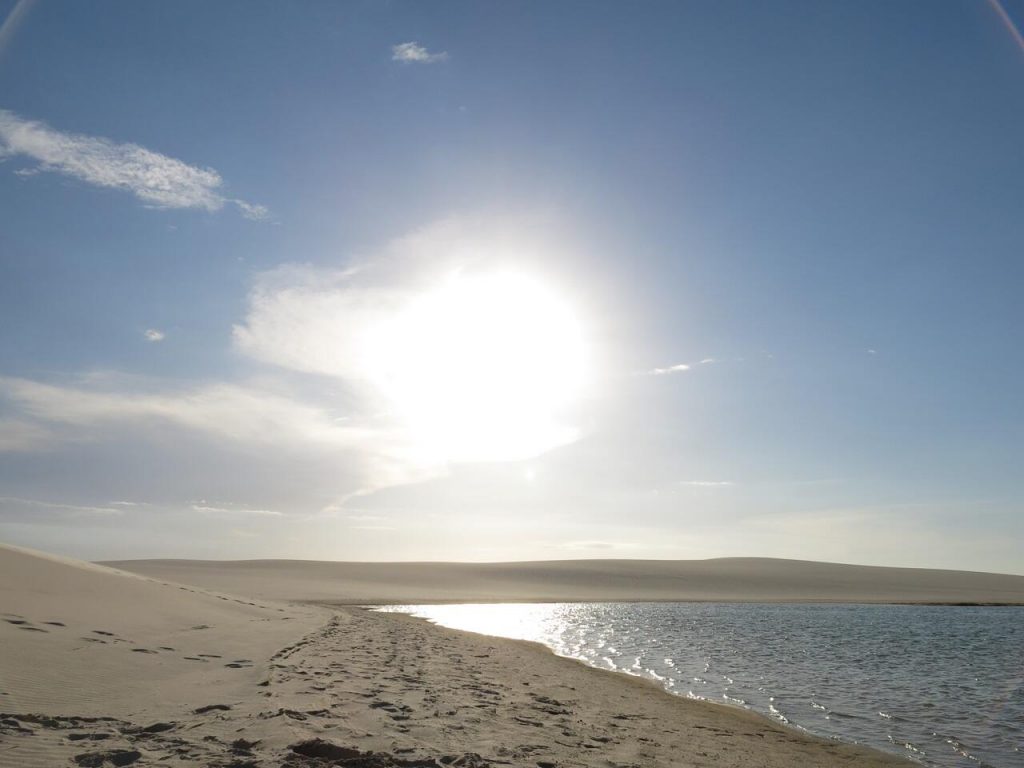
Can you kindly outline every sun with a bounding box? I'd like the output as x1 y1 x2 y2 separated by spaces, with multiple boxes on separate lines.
364 269 586 462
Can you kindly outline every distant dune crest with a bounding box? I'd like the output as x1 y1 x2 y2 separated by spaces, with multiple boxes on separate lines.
101 556 1024 605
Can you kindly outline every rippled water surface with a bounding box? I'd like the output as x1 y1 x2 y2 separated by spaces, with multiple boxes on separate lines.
377 603 1023 767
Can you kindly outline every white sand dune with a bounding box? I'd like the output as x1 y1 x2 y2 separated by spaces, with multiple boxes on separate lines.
103 556 1024 604
0 543 327 717
0 542 326 767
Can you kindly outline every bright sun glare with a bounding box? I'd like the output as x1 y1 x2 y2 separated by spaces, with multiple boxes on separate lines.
365 269 586 463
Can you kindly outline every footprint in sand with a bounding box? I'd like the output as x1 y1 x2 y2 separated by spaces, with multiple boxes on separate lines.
193 704 231 714
6 619 48 632
73 749 141 767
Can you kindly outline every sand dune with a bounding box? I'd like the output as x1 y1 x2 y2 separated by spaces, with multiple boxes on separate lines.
0 542 327 766
1 542 912 767
103 556 1024 604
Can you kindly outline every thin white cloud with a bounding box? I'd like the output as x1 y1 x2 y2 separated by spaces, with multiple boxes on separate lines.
191 503 284 517
648 363 690 375
0 109 267 218
391 41 448 63
0 496 123 516
233 199 271 221
644 356 719 376
677 480 735 487
143 328 165 342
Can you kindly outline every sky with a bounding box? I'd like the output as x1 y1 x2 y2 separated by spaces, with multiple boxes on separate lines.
0 0 1022 572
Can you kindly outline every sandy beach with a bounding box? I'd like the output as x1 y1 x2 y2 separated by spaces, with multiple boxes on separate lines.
0 543 960 767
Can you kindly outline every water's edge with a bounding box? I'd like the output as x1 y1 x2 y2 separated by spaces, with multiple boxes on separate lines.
370 604 908 763
373 602 1023 768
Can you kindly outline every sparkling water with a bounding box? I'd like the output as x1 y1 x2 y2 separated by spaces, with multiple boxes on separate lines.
377 602 1024 767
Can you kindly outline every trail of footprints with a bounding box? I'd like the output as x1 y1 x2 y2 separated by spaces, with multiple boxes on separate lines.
1 608 656 767
261 612 642 767
2 613 254 668
1 708 498 767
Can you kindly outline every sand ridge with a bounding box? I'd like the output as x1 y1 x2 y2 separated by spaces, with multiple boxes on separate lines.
104 556 1024 604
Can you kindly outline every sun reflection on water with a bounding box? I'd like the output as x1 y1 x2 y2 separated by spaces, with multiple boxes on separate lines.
376 602 571 646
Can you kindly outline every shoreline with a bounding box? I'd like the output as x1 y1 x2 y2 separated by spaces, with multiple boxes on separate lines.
360 605 916 767
339 605 915 766
334 597 1024 606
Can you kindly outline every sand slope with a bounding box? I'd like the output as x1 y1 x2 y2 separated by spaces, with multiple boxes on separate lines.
103 556 1024 604
0 542 327 766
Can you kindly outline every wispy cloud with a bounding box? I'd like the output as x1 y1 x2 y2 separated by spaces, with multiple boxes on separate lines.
0 109 267 218
191 503 283 517
232 199 270 221
0 496 123 516
143 329 165 342
643 356 719 376
391 41 448 63
677 480 735 487
0 373 439 505
647 363 690 375
0 376 367 449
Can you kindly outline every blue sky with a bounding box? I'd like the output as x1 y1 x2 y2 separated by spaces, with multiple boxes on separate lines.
0 0 1022 572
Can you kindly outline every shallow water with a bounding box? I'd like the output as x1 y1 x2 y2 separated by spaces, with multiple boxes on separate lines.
377 603 1024 767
